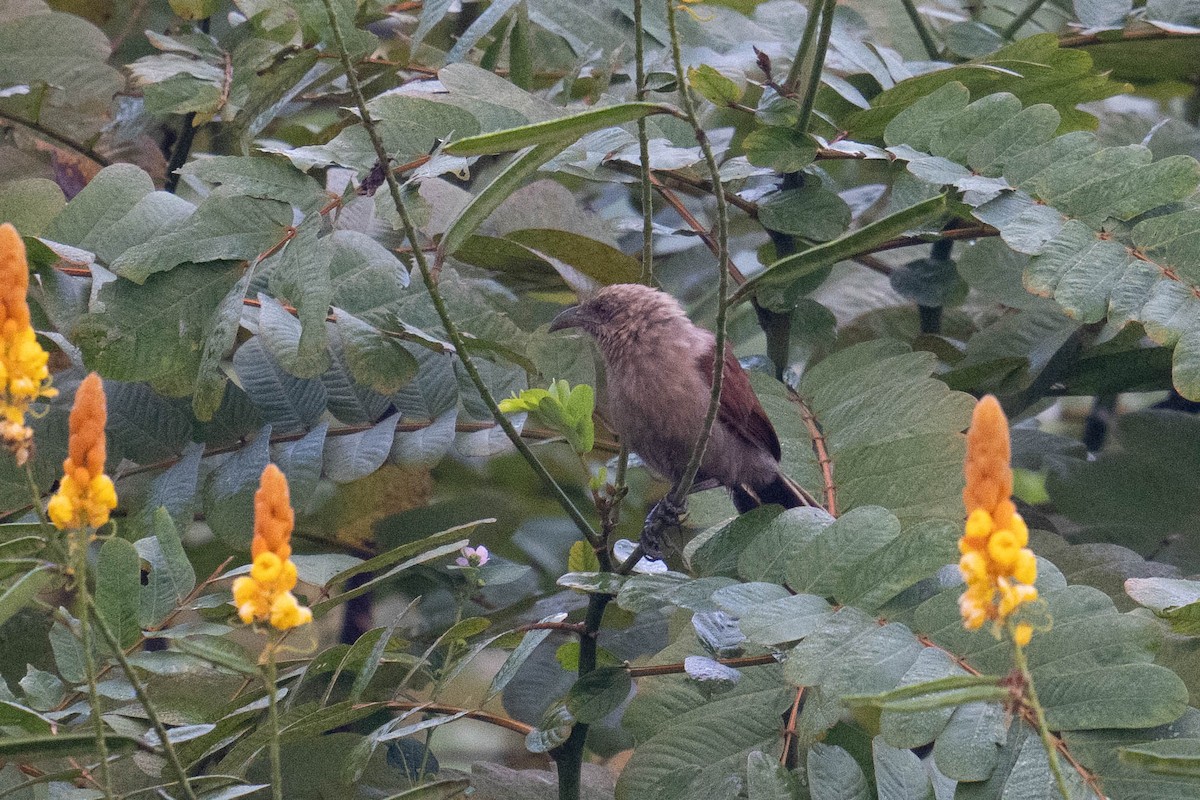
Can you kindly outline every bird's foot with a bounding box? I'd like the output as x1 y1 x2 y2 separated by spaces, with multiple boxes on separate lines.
640 496 688 560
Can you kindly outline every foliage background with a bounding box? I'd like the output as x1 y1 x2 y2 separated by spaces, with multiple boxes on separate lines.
2 0 1200 798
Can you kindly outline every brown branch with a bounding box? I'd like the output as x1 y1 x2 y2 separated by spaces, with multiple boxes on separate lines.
0 111 112 168
627 653 779 678
787 390 836 515
780 686 805 768
378 701 535 736
649 175 747 285
867 225 998 255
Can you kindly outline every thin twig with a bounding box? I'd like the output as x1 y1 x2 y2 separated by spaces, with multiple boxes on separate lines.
649 175 746 285
1011 632 1072 800
634 0 654 284
0 111 111 167
788 391 836 515
627 653 780 678
379 701 536 736
665 0 732 510
780 686 805 767
317 0 601 548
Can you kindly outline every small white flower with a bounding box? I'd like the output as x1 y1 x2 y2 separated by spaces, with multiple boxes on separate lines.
456 545 489 568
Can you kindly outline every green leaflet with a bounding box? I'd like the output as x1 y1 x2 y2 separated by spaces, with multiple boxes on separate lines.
886 84 1200 398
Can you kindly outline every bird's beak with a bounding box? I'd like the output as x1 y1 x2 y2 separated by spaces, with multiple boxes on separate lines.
549 305 585 332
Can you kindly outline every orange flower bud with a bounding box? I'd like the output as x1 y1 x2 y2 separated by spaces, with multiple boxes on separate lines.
47 373 117 530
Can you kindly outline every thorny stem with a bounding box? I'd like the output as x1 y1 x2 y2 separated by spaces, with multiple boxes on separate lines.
86 595 200 800
317 0 601 548
665 0 731 511
1011 630 1072 800
264 644 284 800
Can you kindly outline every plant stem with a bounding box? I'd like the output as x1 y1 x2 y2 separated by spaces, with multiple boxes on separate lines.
75 567 114 797
316 0 601 548
793 0 837 136
264 645 284 800
633 0 654 283
899 0 941 59
784 0 826 93
163 17 210 192
1002 0 1049 39
665 0 731 508
1011 634 1072 800
86 596 200 800
553 591 611 800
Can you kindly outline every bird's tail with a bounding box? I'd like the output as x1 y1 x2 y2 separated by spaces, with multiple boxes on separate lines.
731 472 820 513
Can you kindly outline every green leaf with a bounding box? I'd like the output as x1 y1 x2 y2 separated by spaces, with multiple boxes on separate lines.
443 102 674 157
233 337 328 433
266 227 333 377
757 186 852 242
616 630 790 799
0 699 52 734
807 742 870 800
488 613 566 699
312 539 468 615
745 750 800 800
688 65 742 106
713 583 832 646
733 194 949 305
0 0 123 140
173 635 258 675
568 540 600 573
872 737 934 800
335 311 420 395
503 228 643 286
95 537 142 649
111 194 293 283
0 732 139 759
932 701 1008 781
178 155 328 213
742 126 817 173
74 262 245 397
322 413 398 483
0 179 64 236
438 141 572 258
136 508 197 629
565 666 631 724
786 506 902 600
1037 663 1189 731
557 571 626 595
445 0 521 62
202 426 271 548
1120 739 1200 777
0 565 57 628
1125 577 1200 635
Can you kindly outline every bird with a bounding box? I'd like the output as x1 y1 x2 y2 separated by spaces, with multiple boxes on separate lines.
548 284 813 539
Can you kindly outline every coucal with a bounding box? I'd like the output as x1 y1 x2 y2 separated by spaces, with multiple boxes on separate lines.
549 283 812 516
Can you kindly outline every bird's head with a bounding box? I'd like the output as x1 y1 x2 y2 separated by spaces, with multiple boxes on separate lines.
549 284 690 352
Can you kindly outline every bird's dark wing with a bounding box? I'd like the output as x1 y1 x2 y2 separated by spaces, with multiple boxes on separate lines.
695 343 782 461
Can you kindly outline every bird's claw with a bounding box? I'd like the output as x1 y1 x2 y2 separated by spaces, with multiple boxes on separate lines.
640 496 688 561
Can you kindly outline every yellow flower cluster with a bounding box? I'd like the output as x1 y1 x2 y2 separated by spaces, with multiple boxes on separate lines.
0 223 57 465
47 373 117 530
232 464 312 630
959 395 1038 647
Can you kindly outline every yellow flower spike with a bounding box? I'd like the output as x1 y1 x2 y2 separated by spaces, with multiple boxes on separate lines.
959 395 1040 642
233 464 311 630
0 223 57 465
48 373 116 531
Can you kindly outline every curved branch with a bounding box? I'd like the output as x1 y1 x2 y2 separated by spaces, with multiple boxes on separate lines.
379 701 535 737
0 111 111 168
787 390 836 515
627 653 780 678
